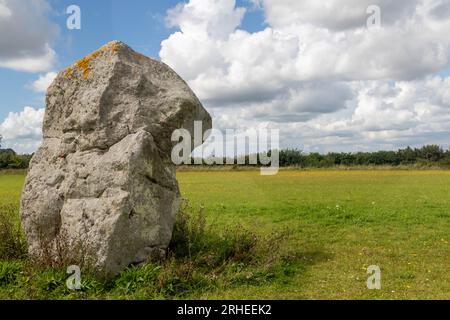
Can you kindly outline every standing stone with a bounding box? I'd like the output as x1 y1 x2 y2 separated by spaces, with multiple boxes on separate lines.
20 41 211 276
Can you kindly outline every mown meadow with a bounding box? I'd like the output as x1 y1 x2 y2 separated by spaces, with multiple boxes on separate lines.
0 169 449 299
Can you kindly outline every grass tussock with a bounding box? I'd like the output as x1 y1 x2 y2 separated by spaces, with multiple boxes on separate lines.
32 225 96 271
109 201 297 299
2 170 450 299
0 205 27 261
0 201 298 299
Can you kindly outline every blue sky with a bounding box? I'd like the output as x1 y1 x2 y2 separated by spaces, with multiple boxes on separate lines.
0 0 267 120
1 0 450 153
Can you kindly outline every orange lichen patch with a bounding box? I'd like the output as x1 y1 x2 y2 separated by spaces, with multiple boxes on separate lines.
75 56 91 79
95 41 122 56
75 49 103 79
63 41 125 80
64 66 74 79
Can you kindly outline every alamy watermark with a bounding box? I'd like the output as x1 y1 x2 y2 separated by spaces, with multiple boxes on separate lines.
367 5 381 29
66 5 81 30
66 265 81 290
171 121 280 175
367 265 381 290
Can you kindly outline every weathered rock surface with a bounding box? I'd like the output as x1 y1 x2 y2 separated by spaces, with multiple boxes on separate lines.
20 41 211 276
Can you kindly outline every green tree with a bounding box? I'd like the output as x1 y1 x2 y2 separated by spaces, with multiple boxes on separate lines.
417 145 444 162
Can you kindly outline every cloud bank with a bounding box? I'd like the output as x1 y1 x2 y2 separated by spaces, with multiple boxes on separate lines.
0 0 58 72
160 0 450 152
0 107 44 153
1 0 450 154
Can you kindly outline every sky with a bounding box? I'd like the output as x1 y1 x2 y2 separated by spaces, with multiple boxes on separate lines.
0 0 450 154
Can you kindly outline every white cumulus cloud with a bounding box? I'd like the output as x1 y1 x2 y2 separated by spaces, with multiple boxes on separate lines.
30 71 57 93
0 107 44 154
159 0 450 152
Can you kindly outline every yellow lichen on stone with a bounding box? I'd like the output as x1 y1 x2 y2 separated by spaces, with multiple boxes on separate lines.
97 41 123 56
75 49 103 79
63 41 124 80
64 66 74 79
76 56 91 79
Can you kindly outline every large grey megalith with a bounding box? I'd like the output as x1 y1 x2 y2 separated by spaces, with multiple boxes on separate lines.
20 41 211 276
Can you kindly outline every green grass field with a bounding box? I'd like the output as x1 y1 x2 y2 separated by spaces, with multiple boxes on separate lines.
0 170 449 299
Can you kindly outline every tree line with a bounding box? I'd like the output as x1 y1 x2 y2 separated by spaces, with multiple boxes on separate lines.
1 134 449 169
200 145 450 168
0 136 33 169
0 149 32 169
277 145 450 168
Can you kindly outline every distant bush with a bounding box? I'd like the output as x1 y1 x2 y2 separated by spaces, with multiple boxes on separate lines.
0 149 32 169
1 145 450 170
182 145 450 169
265 145 450 168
